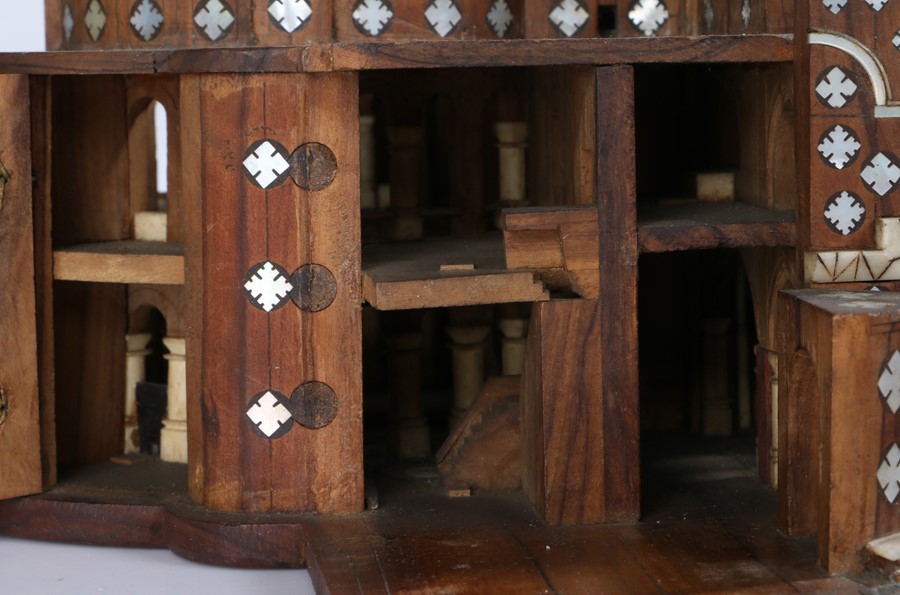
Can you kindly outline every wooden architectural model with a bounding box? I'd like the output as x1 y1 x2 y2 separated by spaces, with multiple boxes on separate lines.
0 0 898 590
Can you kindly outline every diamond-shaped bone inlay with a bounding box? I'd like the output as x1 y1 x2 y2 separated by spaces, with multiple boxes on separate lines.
628 0 669 36
85 0 107 41
861 153 900 197
246 391 293 439
425 0 462 38
63 4 75 42
487 0 514 38
244 261 294 312
243 140 291 189
194 0 235 41
815 67 858 109
822 0 847 13
352 0 393 36
741 0 750 27
550 0 590 37
865 0 888 10
130 0 165 42
269 0 313 33
894 31 900 50
879 444 900 503
879 351 900 413
824 191 866 235
818 125 861 170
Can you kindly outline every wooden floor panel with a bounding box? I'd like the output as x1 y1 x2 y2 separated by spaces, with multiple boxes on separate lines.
305 436 885 593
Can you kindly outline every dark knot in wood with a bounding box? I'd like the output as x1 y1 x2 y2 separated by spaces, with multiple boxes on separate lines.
290 381 338 429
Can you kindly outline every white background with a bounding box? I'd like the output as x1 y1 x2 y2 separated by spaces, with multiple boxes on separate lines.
0 3 315 593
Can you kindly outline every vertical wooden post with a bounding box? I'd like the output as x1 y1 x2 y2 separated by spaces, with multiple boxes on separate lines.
520 66 638 525
124 332 152 454
160 336 187 463
185 72 363 513
0 74 42 499
594 65 640 521
781 290 900 572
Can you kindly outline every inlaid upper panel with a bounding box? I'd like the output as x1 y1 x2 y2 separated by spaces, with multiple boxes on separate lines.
44 0 793 48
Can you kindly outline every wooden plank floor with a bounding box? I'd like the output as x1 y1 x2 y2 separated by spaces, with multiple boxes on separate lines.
305 434 884 594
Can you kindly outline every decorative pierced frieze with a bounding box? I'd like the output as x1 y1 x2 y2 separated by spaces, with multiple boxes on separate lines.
352 0 393 36
822 0 847 13
246 382 340 439
549 0 590 37
879 351 900 414
130 0 165 42
246 390 294 439
63 3 75 43
817 124 861 170
823 191 866 236
242 140 291 189
806 218 900 283
244 261 294 312
85 0 108 41
861 153 900 197
486 0 514 38
194 0 236 41
628 0 669 36
879 444 900 503
425 0 462 38
815 66 858 109
269 0 312 33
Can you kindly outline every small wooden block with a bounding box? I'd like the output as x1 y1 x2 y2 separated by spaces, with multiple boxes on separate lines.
133 211 168 242
440 263 476 271
695 172 735 202
448 487 472 498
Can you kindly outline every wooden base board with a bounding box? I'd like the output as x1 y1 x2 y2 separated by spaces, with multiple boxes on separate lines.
0 436 886 592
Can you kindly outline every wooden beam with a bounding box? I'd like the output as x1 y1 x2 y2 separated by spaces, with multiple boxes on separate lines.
0 74 42 499
191 72 363 514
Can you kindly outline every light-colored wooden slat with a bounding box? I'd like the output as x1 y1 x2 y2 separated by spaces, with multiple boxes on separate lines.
0 74 42 500
362 235 548 311
53 241 185 285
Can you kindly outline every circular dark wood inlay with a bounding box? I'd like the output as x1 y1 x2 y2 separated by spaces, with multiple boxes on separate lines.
289 381 339 429
290 264 337 312
290 142 337 190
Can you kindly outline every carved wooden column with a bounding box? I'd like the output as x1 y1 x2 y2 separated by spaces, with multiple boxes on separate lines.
386 126 423 240
183 72 362 513
447 325 490 428
781 290 900 573
359 111 377 209
494 121 528 211
498 304 528 376
389 329 430 459
160 336 186 463
124 332 152 454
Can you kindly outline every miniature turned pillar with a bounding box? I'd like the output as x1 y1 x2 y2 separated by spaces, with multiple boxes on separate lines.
493 121 528 228
160 336 187 463
386 126 424 240
124 333 152 454
447 325 491 428
359 114 377 209
389 330 430 459
498 304 529 375
494 122 528 207
700 318 732 436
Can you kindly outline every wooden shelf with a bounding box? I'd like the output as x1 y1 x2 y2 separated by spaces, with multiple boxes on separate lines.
637 201 795 253
53 241 184 285
0 35 792 75
362 234 548 310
